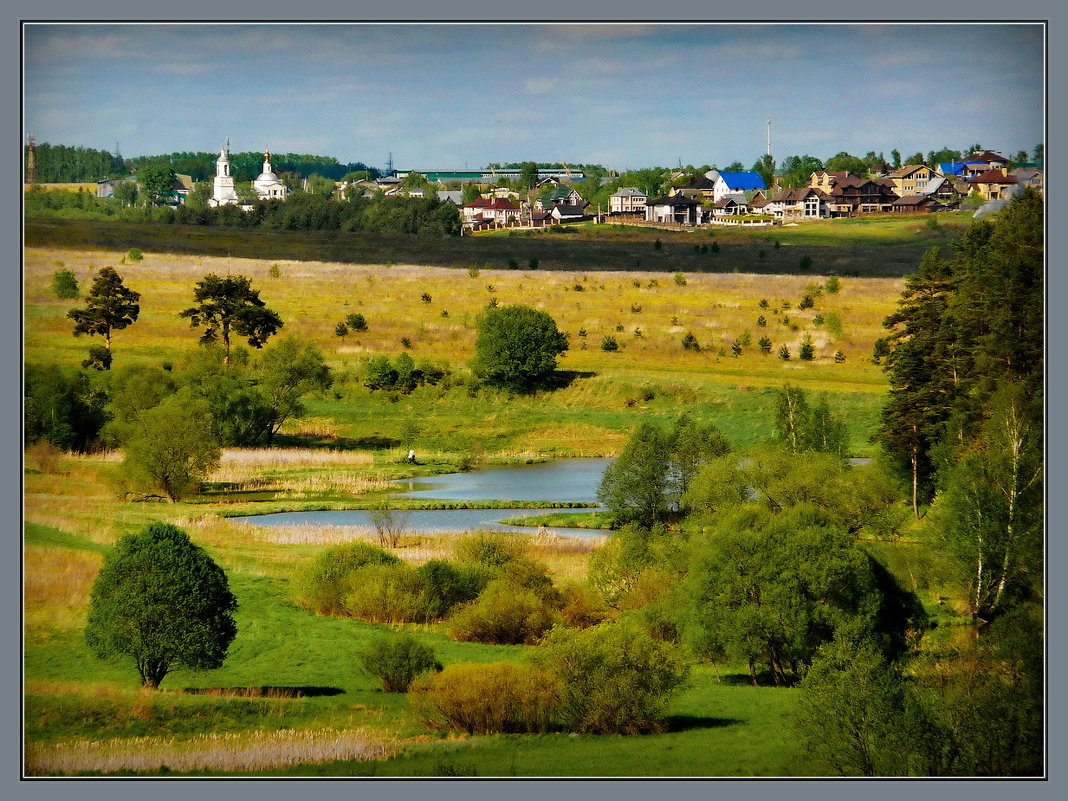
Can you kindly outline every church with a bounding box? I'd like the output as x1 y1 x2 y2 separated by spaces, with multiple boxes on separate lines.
209 141 290 207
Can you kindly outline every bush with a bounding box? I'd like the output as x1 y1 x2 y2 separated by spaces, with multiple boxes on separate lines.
600 335 619 352
799 294 815 309
415 559 488 619
799 334 815 361
334 322 349 337
343 563 427 623
538 622 689 734
452 531 524 568
410 661 561 734
779 344 791 360
758 336 773 354
126 247 144 262
825 275 841 294
799 255 812 270
51 269 79 298
298 542 400 616
673 272 687 286
448 580 561 645
81 344 112 371
345 313 368 332
361 633 441 693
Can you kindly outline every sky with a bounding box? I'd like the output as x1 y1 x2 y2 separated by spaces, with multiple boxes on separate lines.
23 22 1045 172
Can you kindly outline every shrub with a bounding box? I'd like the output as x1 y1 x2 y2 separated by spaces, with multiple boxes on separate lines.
731 341 742 357
298 542 401 616
528 257 539 270
126 247 143 262
653 238 662 250
400 337 412 349
448 580 561 645
452 531 524 568
799 255 812 270
334 322 349 337
410 662 561 734
799 334 815 361
269 263 281 278
759 298 769 308
343 563 427 623
871 337 890 364
345 313 368 332
710 242 719 254
415 559 488 619
739 330 752 347
601 335 620 352
81 344 112 371
834 350 846 363
630 304 641 313
361 633 441 693
825 311 843 339
51 269 79 299
799 294 815 310
757 315 767 327
779 344 791 360
673 272 687 286
825 275 841 293
468 266 480 278
759 336 773 354
421 292 432 303
538 622 689 734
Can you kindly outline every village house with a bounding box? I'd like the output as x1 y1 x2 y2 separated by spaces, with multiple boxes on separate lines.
710 195 751 219
886 164 936 197
809 171 850 193
764 187 832 220
825 177 898 216
1010 167 1043 194
969 169 1018 201
712 171 766 203
644 194 705 225
536 186 584 209
669 174 717 200
551 203 589 224
461 196 522 224
889 195 942 214
609 187 648 214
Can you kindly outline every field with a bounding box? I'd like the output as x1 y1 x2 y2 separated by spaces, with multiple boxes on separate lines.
23 224 932 777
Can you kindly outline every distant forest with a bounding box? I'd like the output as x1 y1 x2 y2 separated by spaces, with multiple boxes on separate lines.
25 142 381 184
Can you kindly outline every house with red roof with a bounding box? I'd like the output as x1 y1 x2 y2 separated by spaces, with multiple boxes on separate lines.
970 169 1018 201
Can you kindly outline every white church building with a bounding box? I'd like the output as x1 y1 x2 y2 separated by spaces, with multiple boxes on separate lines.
209 141 290 207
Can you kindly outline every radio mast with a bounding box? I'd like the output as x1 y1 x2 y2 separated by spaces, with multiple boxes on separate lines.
26 133 37 185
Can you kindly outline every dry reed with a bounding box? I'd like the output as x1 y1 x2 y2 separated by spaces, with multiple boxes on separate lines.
25 727 394 776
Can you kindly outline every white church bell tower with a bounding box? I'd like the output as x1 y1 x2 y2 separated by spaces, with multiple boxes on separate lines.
210 138 240 207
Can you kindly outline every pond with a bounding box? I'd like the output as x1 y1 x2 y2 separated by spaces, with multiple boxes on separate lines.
232 458 613 540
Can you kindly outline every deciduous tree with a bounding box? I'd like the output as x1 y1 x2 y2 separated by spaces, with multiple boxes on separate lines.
85 522 237 689
470 304 568 392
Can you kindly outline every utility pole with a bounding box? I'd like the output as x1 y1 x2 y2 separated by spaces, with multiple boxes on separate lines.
767 118 772 158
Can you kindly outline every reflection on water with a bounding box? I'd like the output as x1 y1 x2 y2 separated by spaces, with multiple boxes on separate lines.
233 458 614 539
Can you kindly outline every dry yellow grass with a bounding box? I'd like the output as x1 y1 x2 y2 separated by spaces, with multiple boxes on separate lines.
24 246 902 388
25 726 394 776
23 546 102 631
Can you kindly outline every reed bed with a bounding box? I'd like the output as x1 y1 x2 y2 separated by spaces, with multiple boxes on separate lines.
25 727 394 776
216 447 375 469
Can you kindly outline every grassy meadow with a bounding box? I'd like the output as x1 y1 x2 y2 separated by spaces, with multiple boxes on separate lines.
23 229 928 776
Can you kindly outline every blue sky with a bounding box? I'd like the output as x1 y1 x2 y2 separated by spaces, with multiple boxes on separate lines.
23 22 1045 172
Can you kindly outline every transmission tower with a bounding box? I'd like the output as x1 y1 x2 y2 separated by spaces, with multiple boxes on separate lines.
26 133 37 185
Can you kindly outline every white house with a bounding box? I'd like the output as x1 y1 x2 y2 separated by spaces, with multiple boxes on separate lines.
609 187 648 213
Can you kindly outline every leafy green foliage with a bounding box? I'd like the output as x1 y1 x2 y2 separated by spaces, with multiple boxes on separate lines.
120 395 220 501
470 304 568 392
24 363 108 452
85 523 237 688
51 269 79 299
684 504 925 685
537 622 689 734
411 662 561 735
360 633 442 693
773 385 848 456
298 542 401 616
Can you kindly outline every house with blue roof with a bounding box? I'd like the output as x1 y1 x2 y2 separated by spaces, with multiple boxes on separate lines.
713 171 766 203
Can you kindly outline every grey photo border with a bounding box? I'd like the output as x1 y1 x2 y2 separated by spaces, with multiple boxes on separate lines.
5 1 1062 799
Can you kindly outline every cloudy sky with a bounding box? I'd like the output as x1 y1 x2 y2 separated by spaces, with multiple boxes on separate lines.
23 22 1044 171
